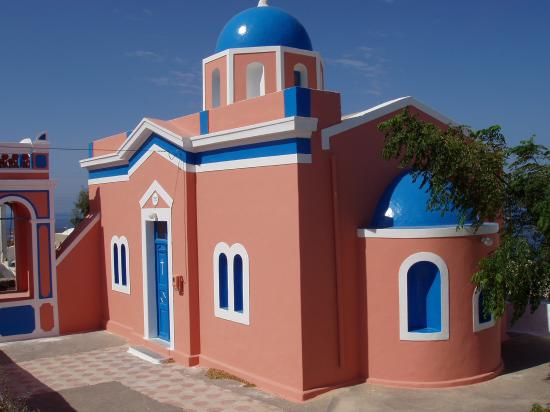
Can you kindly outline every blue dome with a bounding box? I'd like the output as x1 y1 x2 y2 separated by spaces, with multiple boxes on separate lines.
215 6 313 53
371 172 470 228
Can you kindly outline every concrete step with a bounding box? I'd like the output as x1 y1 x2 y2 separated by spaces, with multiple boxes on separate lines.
127 346 172 365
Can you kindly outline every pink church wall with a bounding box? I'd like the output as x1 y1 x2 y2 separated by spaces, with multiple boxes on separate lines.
56 215 104 334
208 91 285 133
284 52 318 89
195 164 306 399
362 235 502 387
92 132 128 158
204 56 228 110
91 153 200 365
233 52 278 102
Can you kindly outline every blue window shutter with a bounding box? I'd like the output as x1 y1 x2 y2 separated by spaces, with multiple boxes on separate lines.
219 254 228 309
121 244 127 286
407 261 441 333
113 244 119 285
234 255 244 313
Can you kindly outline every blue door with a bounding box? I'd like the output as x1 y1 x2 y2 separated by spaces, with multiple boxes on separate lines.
154 222 170 341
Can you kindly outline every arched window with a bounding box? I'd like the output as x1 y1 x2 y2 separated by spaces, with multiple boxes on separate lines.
399 252 449 341
473 288 495 332
113 243 119 285
293 63 308 88
111 236 130 294
213 242 250 325
212 69 221 108
234 254 243 313
246 62 265 99
120 244 127 287
219 253 228 309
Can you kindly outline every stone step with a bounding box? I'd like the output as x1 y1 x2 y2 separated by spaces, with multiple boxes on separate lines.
127 346 172 365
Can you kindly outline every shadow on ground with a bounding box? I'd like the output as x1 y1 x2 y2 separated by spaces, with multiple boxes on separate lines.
0 350 74 411
502 333 550 374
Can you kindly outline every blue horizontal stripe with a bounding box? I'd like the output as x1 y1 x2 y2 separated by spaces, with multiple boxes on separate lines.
196 138 310 165
89 134 310 180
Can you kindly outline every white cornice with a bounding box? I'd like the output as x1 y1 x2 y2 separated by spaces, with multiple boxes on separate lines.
321 96 457 150
190 116 318 152
202 46 320 65
357 223 499 239
81 116 318 171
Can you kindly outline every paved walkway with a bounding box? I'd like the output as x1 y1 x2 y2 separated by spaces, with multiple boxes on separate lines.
0 333 279 412
0 331 549 411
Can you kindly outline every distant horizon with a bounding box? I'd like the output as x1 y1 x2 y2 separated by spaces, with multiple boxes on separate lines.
2 0 548 215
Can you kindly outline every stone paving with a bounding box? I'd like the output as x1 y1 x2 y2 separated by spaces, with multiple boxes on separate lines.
2 341 280 412
0 331 549 412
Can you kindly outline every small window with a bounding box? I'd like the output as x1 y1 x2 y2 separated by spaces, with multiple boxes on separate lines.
399 252 449 341
111 236 130 294
113 243 119 285
473 288 495 332
293 64 308 88
246 62 265 99
120 244 127 286
219 253 228 309
212 68 221 108
234 255 243 313
213 243 250 325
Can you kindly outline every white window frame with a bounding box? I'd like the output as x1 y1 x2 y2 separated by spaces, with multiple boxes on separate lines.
111 235 130 294
399 252 449 341
246 62 265 99
213 242 250 325
473 287 495 332
293 63 309 88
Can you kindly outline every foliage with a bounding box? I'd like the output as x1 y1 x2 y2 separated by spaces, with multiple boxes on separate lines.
69 188 90 228
531 404 550 412
378 109 550 321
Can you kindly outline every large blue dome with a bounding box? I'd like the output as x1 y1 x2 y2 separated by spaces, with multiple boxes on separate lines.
371 172 470 228
215 6 313 53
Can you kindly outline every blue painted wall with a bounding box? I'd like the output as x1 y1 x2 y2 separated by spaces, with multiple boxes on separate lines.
407 261 441 333
88 135 311 181
284 87 311 117
0 306 35 336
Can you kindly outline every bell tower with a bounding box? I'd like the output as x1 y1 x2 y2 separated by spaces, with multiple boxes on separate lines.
202 1 324 110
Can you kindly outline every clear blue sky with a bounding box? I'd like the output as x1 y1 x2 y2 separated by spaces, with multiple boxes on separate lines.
1 0 549 216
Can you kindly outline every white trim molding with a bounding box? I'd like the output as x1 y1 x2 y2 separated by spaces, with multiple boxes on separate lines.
190 116 318 152
322 96 457 150
110 236 131 294
139 180 174 209
358 223 499 239
213 242 250 326
473 287 496 332
140 181 175 350
81 116 318 175
399 252 450 341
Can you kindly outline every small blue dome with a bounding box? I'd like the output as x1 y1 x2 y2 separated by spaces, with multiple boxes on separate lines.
371 172 469 228
215 6 313 53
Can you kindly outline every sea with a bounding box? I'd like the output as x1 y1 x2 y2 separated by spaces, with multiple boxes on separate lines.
55 213 74 233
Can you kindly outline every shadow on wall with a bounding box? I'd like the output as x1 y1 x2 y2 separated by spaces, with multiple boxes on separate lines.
501 333 550 375
0 351 75 411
